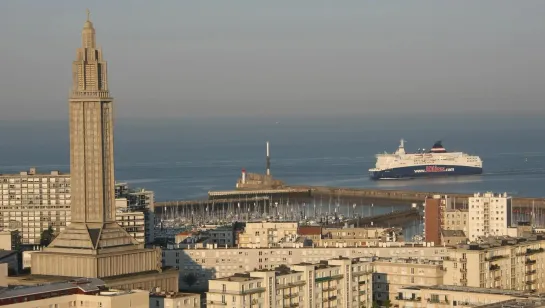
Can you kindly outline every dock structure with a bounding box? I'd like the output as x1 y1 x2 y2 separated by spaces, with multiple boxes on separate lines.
208 188 311 200
155 196 270 214
325 208 421 228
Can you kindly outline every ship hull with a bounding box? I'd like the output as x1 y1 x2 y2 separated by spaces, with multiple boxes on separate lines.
369 165 483 180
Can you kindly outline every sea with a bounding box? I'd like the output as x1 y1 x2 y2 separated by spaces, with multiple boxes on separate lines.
1 113 544 203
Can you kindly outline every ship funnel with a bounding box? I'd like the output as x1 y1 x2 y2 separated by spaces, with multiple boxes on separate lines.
241 169 246 184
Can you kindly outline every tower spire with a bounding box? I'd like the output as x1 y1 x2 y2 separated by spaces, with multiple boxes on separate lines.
82 9 96 48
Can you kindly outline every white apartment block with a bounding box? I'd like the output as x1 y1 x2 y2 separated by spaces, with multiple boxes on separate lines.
443 237 545 292
163 244 449 290
373 258 444 306
238 221 298 248
206 257 373 308
0 169 70 245
468 192 512 240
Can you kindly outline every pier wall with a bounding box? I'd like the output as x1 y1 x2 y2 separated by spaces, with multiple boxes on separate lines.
155 186 545 211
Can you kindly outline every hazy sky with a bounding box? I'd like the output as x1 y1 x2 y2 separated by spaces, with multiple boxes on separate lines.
1 1 545 119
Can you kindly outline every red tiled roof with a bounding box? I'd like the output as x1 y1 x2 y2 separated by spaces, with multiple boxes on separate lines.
297 226 321 235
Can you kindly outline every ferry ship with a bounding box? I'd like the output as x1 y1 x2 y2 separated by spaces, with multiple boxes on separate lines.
369 140 483 180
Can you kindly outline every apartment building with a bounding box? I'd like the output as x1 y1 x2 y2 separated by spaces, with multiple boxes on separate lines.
424 195 451 245
0 171 156 246
443 209 469 233
116 198 146 244
396 285 535 308
0 168 70 245
206 257 373 308
442 236 545 292
468 192 512 240
0 278 149 308
238 221 298 248
320 227 401 247
164 244 449 290
373 257 444 306
117 185 156 245
149 291 201 308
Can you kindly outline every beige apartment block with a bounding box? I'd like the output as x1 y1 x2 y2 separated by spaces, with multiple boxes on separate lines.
116 198 146 243
373 258 444 306
396 285 534 308
442 237 545 292
1 290 149 308
150 291 201 308
238 221 298 248
320 227 400 247
443 208 469 233
25 11 178 290
0 169 70 245
166 244 449 290
206 257 373 308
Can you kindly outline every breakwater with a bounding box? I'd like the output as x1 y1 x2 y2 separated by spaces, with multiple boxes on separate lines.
287 186 545 208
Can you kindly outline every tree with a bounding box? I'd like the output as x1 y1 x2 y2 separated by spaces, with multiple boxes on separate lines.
382 299 392 308
40 226 56 247
181 273 198 287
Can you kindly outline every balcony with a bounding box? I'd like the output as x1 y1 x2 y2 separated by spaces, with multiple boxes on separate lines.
208 287 266 295
283 293 298 299
486 255 506 262
525 259 537 265
460 268 467 273
526 270 536 275
489 264 500 271
206 301 227 306
526 248 544 255
277 281 306 290
323 296 337 303
315 274 343 283
526 280 536 285
459 258 467 263
396 296 421 302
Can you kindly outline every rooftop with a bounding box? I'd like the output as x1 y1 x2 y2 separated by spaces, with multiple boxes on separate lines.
150 292 200 299
215 274 261 282
0 278 105 300
297 226 322 235
442 229 466 237
476 299 545 308
402 285 532 297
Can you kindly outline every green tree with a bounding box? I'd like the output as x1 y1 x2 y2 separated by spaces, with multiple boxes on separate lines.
40 226 56 247
382 299 392 308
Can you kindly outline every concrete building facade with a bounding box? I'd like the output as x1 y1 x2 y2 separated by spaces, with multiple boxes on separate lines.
442 237 545 292
206 257 373 308
238 221 298 248
468 192 512 240
396 285 535 308
424 195 451 245
372 258 444 306
150 291 201 308
0 169 70 245
164 244 449 291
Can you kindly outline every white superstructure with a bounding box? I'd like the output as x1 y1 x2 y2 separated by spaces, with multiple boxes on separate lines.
369 139 483 179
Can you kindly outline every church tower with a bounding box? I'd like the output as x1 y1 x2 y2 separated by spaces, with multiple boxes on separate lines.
30 12 179 290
